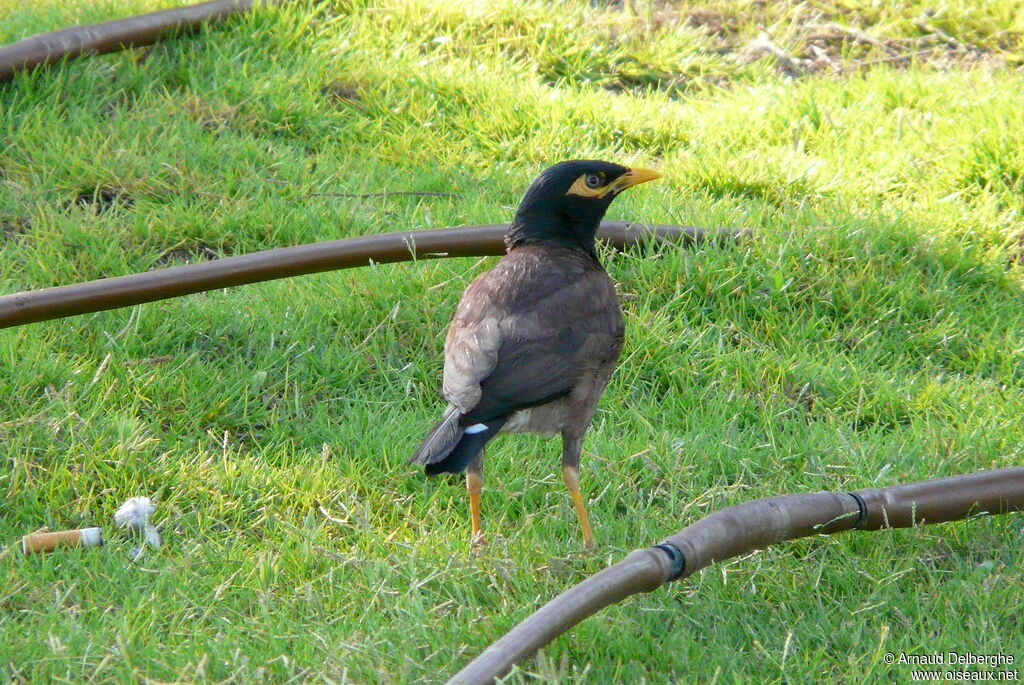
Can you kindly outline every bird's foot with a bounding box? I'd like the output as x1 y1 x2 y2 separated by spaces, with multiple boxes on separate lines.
470 532 488 555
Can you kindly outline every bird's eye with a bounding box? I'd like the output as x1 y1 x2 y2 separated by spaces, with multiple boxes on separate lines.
584 173 603 189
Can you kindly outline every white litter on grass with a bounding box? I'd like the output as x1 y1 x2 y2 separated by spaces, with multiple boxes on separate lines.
115 497 162 559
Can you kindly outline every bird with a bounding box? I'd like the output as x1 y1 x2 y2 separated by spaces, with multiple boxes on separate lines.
409 160 661 549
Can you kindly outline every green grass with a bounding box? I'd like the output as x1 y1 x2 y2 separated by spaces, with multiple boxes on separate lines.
2 0 1024 682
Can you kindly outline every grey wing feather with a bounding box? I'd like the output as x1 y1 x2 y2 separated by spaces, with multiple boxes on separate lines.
442 279 504 413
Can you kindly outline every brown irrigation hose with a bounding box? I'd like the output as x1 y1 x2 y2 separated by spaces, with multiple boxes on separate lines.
449 467 1024 684
0 223 741 330
0 0 278 83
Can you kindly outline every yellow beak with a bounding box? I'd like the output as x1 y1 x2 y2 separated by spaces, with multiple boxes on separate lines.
612 167 662 193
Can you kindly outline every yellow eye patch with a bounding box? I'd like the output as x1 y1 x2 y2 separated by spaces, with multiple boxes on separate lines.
566 167 662 199
566 174 611 198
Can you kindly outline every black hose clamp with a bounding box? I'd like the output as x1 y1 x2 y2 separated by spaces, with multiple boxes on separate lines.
847 492 868 529
654 542 686 582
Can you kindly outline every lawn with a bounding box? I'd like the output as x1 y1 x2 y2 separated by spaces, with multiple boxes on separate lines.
2 0 1024 682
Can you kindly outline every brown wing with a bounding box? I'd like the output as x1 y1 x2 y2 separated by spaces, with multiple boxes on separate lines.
442 246 624 424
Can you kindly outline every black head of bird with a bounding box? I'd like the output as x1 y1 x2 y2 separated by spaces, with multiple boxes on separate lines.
411 160 660 550
505 160 662 257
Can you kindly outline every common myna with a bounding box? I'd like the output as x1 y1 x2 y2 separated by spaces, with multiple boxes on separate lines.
410 160 661 548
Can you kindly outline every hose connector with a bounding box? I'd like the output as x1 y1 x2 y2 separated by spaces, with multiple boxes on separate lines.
847 492 868 529
653 542 686 582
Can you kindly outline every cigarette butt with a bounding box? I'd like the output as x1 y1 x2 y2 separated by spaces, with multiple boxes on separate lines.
21 527 103 554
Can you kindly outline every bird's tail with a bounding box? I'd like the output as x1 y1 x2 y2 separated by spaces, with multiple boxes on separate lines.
410 405 464 466
409 407 506 475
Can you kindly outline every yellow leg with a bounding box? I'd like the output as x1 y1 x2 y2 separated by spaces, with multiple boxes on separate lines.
467 469 486 547
562 465 596 549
